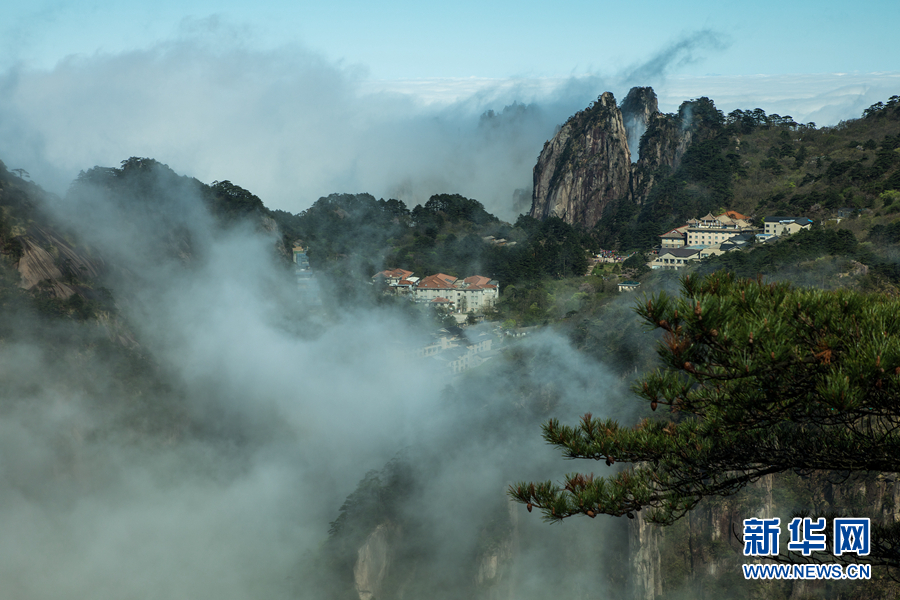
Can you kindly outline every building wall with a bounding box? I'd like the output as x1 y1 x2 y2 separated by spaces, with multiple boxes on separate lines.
660 237 685 248
650 254 699 270
416 285 498 312
686 228 746 247
764 220 811 236
699 246 727 259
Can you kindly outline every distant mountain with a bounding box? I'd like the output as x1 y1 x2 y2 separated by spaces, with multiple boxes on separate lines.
530 89 900 251
530 91 634 228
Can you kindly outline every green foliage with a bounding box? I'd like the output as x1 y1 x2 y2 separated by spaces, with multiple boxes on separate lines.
511 273 900 568
622 252 649 275
863 96 900 120
328 456 414 541
597 94 900 254
700 228 859 277
493 282 551 326
289 193 409 268
413 193 497 228
206 180 266 221
869 219 900 245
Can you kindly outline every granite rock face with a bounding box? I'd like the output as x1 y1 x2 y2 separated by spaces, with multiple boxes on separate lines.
353 523 396 600
620 87 659 163
631 111 698 204
530 92 633 228
16 225 104 299
530 87 731 225
529 87 663 228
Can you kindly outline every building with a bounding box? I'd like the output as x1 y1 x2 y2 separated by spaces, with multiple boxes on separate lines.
413 273 499 313
650 247 702 270
698 243 726 259
456 276 499 312
416 324 497 375
293 245 310 272
416 331 458 357
684 213 756 247
430 296 456 310
699 232 757 259
659 226 688 248
414 273 459 303
372 268 414 285
373 269 420 295
763 217 813 237
618 280 641 292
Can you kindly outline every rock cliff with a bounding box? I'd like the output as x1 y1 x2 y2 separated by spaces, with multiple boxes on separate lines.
620 87 659 163
631 473 900 599
353 523 397 600
16 225 105 298
530 88 729 226
347 503 521 600
530 91 633 228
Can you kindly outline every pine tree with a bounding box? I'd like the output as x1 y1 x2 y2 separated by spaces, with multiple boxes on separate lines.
511 272 900 567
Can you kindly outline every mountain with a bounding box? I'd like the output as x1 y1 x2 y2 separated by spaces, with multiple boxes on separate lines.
530 91 634 228
532 89 900 257
529 86 731 231
0 160 111 320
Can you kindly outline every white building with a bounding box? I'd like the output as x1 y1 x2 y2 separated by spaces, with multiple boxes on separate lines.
763 217 813 237
650 247 702 270
684 212 755 247
414 273 499 313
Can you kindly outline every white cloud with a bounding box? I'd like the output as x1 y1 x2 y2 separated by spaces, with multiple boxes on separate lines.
0 30 896 223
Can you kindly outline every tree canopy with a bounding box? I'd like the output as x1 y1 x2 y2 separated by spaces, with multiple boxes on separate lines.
511 272 900 567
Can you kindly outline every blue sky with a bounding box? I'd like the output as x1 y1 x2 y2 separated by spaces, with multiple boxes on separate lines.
4 0 898 78
1 0 897 216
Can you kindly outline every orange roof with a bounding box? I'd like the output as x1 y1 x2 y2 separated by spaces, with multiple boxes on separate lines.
418 274 457 290
375 268 413 280
463 275 491 286
722 210 749 220
431 297 454 303
434 273 457 284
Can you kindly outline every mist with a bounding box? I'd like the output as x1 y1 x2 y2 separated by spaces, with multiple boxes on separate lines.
0 36 582 223
0 160 650 598
1 26 895 224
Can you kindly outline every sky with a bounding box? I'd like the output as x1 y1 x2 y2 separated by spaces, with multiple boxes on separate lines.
0 0 898 218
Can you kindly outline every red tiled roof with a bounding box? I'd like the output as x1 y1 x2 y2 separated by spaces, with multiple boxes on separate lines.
418 274 457 289
466 283 497 291
463 275 491 286
435 273 457 284
374 268 414 280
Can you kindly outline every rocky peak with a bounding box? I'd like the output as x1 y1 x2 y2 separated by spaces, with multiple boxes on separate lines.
529 91 632 228
528 88 730 226
620 87 659 163
632 97 723 203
